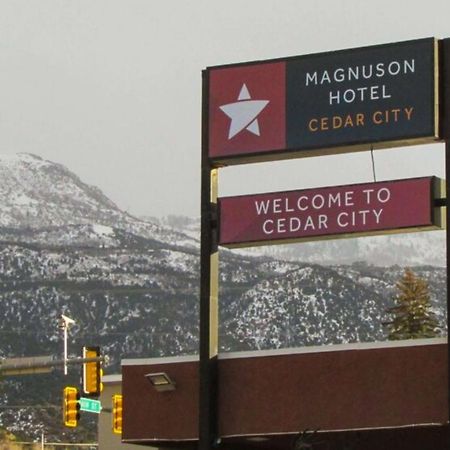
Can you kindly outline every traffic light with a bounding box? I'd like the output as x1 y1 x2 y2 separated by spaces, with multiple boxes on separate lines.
63 386 80 427
82 346 103 397
112 394 123 434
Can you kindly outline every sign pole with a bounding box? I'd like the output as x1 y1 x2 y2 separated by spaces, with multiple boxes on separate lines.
445 140 450 428
199 69 219 450
440 38 450 427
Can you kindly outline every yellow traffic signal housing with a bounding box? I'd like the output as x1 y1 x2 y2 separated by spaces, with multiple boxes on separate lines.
82 346 103 397
112 394 123 434
63 386 80 427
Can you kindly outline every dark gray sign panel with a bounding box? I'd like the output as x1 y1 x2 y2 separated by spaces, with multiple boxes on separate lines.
286 38 437 150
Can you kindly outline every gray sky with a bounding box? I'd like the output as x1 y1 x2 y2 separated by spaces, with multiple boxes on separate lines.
0 0 448 218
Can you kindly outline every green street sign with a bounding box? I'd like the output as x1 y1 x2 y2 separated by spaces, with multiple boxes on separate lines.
79 397 102 414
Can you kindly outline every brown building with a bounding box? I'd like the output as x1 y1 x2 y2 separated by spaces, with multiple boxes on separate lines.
121 338 449 449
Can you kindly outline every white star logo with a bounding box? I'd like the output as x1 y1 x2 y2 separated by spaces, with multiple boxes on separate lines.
219 84 269 139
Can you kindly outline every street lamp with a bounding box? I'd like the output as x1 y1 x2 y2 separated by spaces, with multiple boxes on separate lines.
59 314 75 375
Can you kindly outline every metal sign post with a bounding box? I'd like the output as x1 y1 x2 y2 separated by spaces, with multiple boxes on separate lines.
199 69 219 450
441 38 450 426
446 139 450 424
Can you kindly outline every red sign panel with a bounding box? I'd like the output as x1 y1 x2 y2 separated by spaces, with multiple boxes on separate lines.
219 178 442 247
209 61 286 159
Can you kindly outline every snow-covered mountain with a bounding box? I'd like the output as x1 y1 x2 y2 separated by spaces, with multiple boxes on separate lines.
0 153 197 249
0 153 121 228
0 153 446 442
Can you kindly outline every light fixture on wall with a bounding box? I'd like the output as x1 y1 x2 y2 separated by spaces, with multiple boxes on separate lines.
145 372 176 392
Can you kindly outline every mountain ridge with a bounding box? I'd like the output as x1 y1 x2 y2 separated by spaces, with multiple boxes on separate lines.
0 153 198 251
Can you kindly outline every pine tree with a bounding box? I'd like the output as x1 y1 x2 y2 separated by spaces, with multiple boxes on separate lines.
384 268 441 340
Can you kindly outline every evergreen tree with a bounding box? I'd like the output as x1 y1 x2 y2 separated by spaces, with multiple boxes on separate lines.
384 268 441 340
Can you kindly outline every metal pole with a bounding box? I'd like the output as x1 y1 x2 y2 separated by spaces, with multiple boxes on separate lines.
440 38 450 428
64 325 68 375
199 69 219 450
0 356 107 374
41 431 44 450
446 141 450 427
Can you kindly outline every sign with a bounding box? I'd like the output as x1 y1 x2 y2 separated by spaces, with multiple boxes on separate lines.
207 38 439 165
219 177 443 248
79 397 102 414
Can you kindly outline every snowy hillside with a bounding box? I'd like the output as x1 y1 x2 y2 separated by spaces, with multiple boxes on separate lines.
0 153 197 249
0 153 121 227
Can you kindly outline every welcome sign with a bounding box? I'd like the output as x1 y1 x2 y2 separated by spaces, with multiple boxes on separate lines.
219 177 443 247
208 38 439 164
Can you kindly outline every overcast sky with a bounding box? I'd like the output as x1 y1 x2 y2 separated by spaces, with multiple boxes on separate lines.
0 0 448 218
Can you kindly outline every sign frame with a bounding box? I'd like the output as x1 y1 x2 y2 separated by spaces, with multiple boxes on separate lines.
207 37 440 166
218 177 444 248
198 37 450 450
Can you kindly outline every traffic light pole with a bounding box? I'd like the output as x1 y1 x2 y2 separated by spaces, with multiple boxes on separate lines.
199 69 219 450
0 356 106 376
